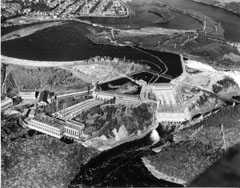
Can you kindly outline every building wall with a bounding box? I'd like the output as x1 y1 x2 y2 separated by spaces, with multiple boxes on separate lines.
156 108 191 122
93 92 114 101
63 126 80 139
156 113 187 122
28 119 63 139
19 92 36 100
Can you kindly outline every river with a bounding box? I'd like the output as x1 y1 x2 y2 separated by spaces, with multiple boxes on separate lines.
1 22 183 78
69 129 182 187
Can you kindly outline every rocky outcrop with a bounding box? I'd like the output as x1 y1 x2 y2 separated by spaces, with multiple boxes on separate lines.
75 102 157 150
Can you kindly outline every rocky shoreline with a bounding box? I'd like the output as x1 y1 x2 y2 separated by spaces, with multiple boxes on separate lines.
142 157 186 185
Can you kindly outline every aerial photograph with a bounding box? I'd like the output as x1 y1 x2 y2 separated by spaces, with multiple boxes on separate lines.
1 0 240 187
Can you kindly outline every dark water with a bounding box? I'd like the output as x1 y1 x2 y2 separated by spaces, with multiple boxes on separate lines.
69 131 182 187
1 23 183 78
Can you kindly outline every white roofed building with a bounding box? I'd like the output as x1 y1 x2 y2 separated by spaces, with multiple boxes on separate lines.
1 97 13 111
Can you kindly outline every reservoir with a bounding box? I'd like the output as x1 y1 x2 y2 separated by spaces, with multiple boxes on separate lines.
1 22 183 78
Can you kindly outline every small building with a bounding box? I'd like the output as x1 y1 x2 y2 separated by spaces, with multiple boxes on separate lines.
93 91 139 104
1 97 13 111
27 114 64 139
38 90 55 106
28 109 36 119
19 91 37 100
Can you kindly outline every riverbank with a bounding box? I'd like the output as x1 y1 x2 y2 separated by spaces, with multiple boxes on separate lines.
192 0 240 16
87 26 240 71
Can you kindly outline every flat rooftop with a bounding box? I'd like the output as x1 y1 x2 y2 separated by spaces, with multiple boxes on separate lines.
33 114 65 129
65 120 84 131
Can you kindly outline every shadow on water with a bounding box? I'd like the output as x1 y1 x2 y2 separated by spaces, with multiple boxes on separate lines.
69 131 182 187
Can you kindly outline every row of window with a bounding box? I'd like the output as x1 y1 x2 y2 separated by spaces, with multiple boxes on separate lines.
29 120 83 138
30 121 62 135
64 127 79 136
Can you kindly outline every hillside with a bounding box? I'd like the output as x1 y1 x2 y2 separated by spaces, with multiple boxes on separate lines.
74 102 157 150
143 104 240 185
1 114 97 188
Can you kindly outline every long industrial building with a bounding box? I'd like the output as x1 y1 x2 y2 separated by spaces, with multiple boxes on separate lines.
27 114 84 139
